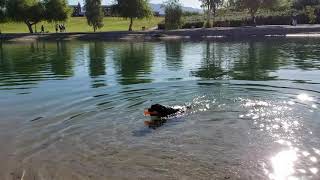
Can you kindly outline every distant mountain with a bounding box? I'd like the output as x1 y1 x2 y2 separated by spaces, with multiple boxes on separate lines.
149 3 202 15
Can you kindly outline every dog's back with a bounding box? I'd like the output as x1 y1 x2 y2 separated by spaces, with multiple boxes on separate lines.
150 104 180 117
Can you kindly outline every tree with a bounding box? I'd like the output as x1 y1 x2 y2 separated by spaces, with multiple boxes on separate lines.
224 0 238 9
0 0 5 14
200 0 211 27
77 2 82 15
0 0 6 23
0 0 5 7
304 5 317 23
43 0 70 23
6 0 69 33
117 0 153 31
6 0 45 33
163 0 183 30
85 0 104 32
200 0 224 27
236 0 278 25
293 0 320 10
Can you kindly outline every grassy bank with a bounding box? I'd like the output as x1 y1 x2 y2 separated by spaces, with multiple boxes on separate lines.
183 9 291 23
156 9 295 29
0 17 164 33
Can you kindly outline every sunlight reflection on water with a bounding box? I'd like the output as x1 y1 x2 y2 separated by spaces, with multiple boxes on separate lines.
238 94 320 180
267 140 320 180
297 93 314 102
270 149 297 180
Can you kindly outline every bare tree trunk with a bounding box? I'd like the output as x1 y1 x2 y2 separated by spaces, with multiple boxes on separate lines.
212 6 216 28
250 10 257 26
206 6 211 28
25 21 34 33
129 17 133 31
94 26 96 32
252 14 256 26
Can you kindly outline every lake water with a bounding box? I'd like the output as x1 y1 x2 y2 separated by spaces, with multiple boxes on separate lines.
0 39 320 180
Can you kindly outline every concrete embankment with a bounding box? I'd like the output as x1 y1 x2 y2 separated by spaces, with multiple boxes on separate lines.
1 25 320 42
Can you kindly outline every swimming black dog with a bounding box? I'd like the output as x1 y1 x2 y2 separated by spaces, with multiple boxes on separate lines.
144 104 181 118
144 104 184 129
144 104 183 129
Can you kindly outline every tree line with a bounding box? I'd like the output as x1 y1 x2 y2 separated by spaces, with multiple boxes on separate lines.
203 0 320 26
164 0 320 29
0 0 153 33
1 0 319 33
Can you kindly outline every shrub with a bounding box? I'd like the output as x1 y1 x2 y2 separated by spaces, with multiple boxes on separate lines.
183 11 201 16
293 0 320 10
182 21 204 28
304 5 317 23
212 14 314 27
158 8 320 30
316 7 320 22
158 23 165 30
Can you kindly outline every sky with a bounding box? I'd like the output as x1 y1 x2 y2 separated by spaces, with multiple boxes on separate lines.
68 0 202 8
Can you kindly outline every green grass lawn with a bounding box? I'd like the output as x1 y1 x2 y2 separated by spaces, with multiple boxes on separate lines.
0 17 164 33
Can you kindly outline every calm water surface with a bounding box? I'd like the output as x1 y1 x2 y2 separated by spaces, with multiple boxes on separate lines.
0 39 320 180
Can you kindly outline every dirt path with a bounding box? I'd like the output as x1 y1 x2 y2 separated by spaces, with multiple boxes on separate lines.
1 24 320 42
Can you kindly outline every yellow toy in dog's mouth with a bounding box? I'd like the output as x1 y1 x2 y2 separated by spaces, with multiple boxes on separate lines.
143 109 160 116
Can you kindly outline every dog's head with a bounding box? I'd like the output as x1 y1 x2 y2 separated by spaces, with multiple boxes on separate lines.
144 104 179 117
144 104 165 117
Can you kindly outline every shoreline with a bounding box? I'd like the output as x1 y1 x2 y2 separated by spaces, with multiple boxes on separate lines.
2 25 320 42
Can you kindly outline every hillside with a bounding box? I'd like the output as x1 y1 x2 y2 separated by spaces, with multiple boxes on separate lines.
150 3 202 15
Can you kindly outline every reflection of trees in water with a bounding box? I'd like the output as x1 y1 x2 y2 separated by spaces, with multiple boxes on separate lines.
0 42 50 75
165 41 183 71
0 41 74 89
231 41 280 80
289 40 320 70
89 41 106 88
193 41 284 81
192 42 227 79
89 42 106 77
50 41 73 77
114 43 153 85
0 42 9 73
